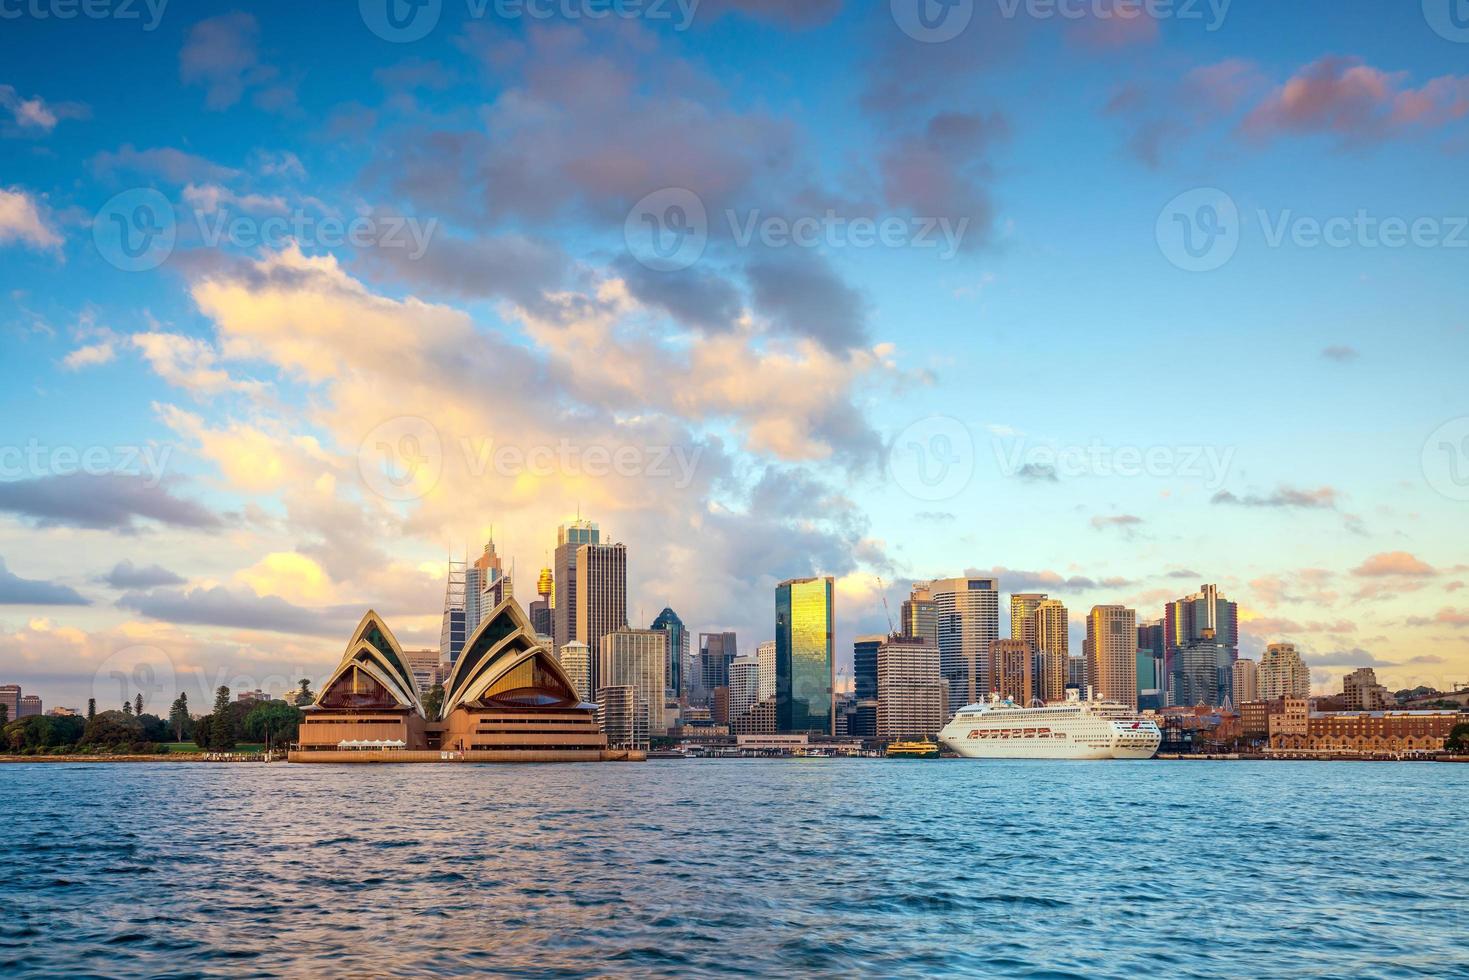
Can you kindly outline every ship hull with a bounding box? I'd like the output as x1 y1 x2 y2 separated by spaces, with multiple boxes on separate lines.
937 704 1162 761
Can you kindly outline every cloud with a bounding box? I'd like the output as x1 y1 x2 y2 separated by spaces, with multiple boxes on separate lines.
99 560 187 590
116 584 354 636
363 231 572 314
1212 486 1338 509
130 332 265 397
1090 514 1144 538
746 252 870 352
92 144 240 184
0 187 62 251
698 0 845 27
1302 647 1397 668
1015 462 1058 483
62 341 116 370
1241 616 1355 637
612 255 742 334
1352 551 1437 578
1322 345 1359 362
0 84 88 135
0 557 89 606
0 474 221 533
967 567 1132 594
1104 59 1267 167
179 12 296 114
1241 57 1469 147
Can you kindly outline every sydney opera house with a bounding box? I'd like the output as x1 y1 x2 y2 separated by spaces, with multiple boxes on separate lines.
289 598 641 762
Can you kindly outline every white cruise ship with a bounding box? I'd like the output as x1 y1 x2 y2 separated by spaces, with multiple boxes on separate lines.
938 690 1161 760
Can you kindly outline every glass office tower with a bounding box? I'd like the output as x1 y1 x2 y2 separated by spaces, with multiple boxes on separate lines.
775 576 835 735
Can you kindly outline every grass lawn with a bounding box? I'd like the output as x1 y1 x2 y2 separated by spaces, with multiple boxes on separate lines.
164 742 266 753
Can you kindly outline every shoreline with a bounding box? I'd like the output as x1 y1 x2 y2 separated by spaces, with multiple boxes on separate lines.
3 753 1466 765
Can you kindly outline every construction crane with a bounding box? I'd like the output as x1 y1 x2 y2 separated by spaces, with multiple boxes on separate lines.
876 576 895 634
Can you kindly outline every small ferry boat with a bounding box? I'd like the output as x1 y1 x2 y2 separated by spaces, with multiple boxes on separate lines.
885 740 941 759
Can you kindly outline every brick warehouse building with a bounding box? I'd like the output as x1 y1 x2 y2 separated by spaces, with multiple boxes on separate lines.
1269 709 1460 756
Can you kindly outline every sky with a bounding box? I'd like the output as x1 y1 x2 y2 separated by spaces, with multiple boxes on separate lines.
2 0 1468 712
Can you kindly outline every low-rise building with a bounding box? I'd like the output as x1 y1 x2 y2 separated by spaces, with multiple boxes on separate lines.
1270 709 1460 756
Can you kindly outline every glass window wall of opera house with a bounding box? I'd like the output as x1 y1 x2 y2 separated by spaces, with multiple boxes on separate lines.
293 600 633 762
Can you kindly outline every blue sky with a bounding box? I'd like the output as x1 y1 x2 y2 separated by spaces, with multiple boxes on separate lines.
2 0 1468 710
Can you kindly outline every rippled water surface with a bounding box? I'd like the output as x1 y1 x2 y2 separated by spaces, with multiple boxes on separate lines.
3 760 1467 978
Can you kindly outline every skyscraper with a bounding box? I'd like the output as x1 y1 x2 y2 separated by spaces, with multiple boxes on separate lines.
729 653 761 725
0 684 19 721
1166 585 1238 705
650 607 689 700
698 632 738 698
1137 619 1166 707
1084 605 1138 709
930 576 1000 716
1010 594 1046 645
465 537 510 636
901 583 939 648
875 634 946 741
775 576 835 735
1011 594 1068 703
599 627 669 734
756 640 777 702
1233 658 1259 704
853 634 882 703
552 518 599 652
576 541 628 696
990 638 1033 705
1259 642 1311 699
439 558 467 664
557 640 591 702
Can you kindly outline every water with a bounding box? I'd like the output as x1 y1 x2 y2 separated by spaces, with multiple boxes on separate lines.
2 760 1466 978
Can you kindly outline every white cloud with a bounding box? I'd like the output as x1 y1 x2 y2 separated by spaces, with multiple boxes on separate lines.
0 187 62 250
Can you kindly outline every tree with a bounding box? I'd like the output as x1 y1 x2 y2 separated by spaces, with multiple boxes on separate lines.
0 704 7 726
134 693 144 717
422 682 445 720
293 679 315 707
81 710 143 752
210 686 235 751
87 698 96 720
168 693 190 742
243 700 302 753
193 715 213 750
122 700 133 717
1447 723 1469 754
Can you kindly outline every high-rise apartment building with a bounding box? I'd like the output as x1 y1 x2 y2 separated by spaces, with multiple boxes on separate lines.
576 541 628 696
650 607 689 700
1011 595 1068 703
875 634 946 741
930 576 1000 716
990 638 1033 705
1232 658 1259 705
599 627 668 735
598 686 649 751
1259 642 1311 700
1084 605 1138 709
756 640 777 702
775 576 835 735
901 583 939 648
557 640 591 703
552 519 599 652
1010 594 1046 644
1343 667 1392 711
18 694 41 718
729 653 761 725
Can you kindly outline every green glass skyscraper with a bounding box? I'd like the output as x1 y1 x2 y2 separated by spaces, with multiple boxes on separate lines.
775 576 835 735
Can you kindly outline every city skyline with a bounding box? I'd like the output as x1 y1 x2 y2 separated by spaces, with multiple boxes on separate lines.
3 2 1469 713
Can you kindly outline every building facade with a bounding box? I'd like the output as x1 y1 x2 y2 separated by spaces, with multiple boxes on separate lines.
1165 585 1238 705
576 541 628 696
901 583 939 649
698 632 738 700
990 638 1034 705
775 576 835 735
1343 667 1392 711
930 576 1000 716
756 640 777 702
599 627 669 735
552 519 599 652
0 684 20 721
853 635 882 703
556 640 591 703
650 607 689 700
1232 658 1259 705
1259 642 1311 700
729 653 760 725
18 694 41 718
1084 605 1138 709
1270 709 1458 755
875 634 946 741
